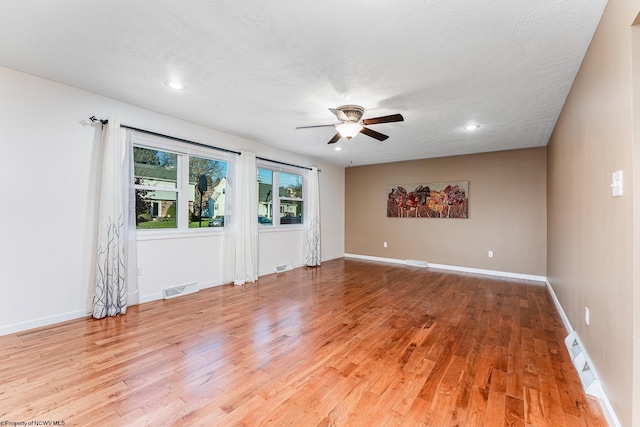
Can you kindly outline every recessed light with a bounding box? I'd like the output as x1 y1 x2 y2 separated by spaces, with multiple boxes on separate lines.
334 146 342 151
462 124 481 131
165 80 186 90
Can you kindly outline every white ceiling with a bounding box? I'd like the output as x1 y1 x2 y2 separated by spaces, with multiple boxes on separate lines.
0 1 606 167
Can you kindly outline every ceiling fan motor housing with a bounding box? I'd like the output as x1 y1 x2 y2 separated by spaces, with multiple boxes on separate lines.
338 105 364 122
295 104 402 144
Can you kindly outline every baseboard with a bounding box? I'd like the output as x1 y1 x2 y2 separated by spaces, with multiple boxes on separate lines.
0 258 624 427
139 292 163 304
428 262 546 282
544 280 574 333
545 280 622 427
140 279 225 304
597 388 623 427
343 253 546 282
0 309 89 337
321 253 346 262
344 253 621 426
343 253 408 266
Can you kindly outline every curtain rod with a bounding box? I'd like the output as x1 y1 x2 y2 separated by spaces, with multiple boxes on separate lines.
256 157 320 172
89 116 241 156
90 117 319 171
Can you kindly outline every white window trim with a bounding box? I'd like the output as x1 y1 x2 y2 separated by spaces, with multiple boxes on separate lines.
131 132 229 237
257 160 306 231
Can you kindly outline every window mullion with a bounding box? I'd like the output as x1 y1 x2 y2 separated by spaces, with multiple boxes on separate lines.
177 154 189 229
133 139 228 232
273 171 280 227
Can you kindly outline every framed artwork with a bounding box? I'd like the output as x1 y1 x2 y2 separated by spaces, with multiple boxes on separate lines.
387 181 468 218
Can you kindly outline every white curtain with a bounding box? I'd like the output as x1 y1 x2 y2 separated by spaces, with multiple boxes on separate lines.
224 150 258 285
92 117 138 318
304 166 321 266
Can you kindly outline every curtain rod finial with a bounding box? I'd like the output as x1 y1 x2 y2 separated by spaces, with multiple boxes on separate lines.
89 116 108 125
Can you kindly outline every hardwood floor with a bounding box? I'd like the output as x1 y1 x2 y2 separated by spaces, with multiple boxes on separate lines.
0 258 606 426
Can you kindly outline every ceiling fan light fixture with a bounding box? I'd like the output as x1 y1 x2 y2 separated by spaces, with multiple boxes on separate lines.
336 123 363 139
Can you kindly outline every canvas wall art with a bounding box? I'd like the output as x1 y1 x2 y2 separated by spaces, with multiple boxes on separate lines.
387 181 468 218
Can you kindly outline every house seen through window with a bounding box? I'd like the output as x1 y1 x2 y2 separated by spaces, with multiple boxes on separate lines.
133 145 227 230
257 167 303 226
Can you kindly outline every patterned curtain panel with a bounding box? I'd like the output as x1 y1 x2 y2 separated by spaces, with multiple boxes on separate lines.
93 117 129 318
304 167 321 267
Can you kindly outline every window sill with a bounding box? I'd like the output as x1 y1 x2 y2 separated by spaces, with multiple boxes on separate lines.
258 225 305 233
136 228 224 241
136 225 305 240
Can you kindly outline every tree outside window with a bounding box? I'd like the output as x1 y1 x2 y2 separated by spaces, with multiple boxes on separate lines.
133 145 227 230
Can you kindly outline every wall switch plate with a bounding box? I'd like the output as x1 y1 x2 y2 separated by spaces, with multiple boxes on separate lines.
383 242 387 248
585 306 590 325
612 170 623 196
488 250 493 258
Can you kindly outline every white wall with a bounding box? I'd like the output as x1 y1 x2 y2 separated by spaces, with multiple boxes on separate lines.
0 66 345 335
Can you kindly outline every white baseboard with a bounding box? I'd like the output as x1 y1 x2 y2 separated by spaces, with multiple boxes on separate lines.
427 262 546 282
545 280 621 427
344 253 546 282
139 292 163 304
343 253 409 266
597 387 623 427
345 253 621 426
544 280 574 333
0 256 624 427
0 309 89 337
0 279 230 335
321 253 346 262
140 279 225 304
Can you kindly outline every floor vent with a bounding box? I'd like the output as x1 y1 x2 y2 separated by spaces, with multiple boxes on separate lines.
564 331 600 396
406 259 428 268
275 264 293 274
162 283 199 300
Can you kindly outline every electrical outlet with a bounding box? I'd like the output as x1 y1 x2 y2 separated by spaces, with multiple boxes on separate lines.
383 242 387 248
488 250 493 258
585 307 590 326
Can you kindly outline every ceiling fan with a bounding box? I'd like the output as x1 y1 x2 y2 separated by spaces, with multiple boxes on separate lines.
296 105 404 144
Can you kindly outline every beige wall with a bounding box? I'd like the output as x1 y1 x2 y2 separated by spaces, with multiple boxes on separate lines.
633 16 640 427
345 147 546 276
547 0 638 424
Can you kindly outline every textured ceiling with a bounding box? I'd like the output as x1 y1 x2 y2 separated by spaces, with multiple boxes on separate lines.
0 1 606 167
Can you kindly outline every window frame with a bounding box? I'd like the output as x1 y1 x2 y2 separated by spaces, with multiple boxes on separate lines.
257 161 306 229
131 132 230 239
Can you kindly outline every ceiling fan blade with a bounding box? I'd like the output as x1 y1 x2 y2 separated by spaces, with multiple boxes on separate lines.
327 133 342 144
329 108 349 122
296 124 337 129
361 127 389 141
362 113 404 125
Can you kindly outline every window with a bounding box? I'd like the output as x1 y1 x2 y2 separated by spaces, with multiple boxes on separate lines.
188 155 227 228
133 141 228 231
257 166 303 226
257 168 273 225
278 171 303 224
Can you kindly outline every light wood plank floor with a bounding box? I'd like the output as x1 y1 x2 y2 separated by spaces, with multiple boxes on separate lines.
0 258 606 426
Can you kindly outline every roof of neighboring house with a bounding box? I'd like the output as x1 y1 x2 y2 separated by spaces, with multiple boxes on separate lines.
135 164 227 187
135 163 177 182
